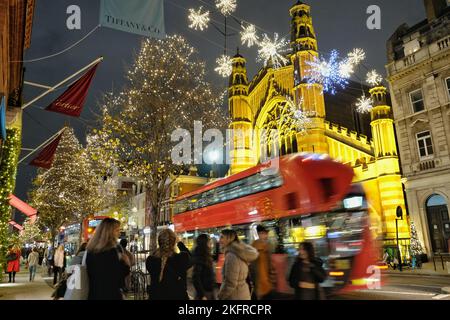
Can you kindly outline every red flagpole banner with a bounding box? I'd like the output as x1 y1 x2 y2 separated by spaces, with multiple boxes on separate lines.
45 63 100 117
30 131 64 169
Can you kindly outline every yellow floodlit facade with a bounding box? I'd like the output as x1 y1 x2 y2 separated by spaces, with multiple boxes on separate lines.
227 2 410 245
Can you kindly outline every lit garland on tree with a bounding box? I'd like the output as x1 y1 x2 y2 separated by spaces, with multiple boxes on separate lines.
0 128 21 277
96 35 226 251
410 221 425 256
19 218 43 245
29 127 110 245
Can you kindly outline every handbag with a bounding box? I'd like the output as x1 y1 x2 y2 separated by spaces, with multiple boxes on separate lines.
6 253 18 262
63 251 89 300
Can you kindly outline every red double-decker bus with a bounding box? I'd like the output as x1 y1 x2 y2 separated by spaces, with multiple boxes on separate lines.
173 153 380 295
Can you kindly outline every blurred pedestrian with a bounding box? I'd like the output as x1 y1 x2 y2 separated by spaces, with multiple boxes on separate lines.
250 225 277 300
217 229 258 300
146 228 192 300
70 242 88 266
27 247 40 282
119 238 135 294
86 218 130 300
53 244 66 285
6 245 21 283
289 242 327 300
44 245 54 276
192 234 217 300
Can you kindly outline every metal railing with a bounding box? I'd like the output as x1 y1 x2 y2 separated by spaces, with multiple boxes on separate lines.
431 252 450 271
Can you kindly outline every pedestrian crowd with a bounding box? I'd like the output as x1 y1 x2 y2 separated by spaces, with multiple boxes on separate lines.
3 219 329 301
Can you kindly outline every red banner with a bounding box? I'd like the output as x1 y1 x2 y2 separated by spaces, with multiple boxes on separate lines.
45 63 99 117
9 194 38 223
30 131 64 169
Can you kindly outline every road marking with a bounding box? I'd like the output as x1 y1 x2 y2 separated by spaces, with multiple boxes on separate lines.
432 294 450 300
361 290 436 296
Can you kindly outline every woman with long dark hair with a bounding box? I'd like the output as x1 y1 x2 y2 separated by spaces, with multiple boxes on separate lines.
288 242 327 300
217 229 258 300
146 228 192 300
86 218 130 300
192 234 217 300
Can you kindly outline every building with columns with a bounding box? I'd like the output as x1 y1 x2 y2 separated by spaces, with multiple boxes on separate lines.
386 0 450 255
228 1 410 251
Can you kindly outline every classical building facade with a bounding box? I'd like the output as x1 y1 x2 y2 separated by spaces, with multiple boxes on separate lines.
386 0 450 254
228 1 410 248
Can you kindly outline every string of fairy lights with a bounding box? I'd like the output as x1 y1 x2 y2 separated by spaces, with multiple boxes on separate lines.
183 0 386 114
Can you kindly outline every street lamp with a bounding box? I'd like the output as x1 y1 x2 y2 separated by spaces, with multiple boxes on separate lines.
396 206 404 271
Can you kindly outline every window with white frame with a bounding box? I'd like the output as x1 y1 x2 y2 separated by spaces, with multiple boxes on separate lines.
410 89 425 113
446 77 450 99
416 131 434 159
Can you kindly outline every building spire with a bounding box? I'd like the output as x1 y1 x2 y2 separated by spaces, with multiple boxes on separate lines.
290 1 318 53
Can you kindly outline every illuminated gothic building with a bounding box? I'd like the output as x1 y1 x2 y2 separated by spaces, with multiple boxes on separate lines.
228 1 410 246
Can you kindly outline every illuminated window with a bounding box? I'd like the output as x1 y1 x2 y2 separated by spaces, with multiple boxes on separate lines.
410 89 424 113
416 131 434 159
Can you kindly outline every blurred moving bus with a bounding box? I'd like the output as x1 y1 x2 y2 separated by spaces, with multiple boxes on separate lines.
173 153 379 295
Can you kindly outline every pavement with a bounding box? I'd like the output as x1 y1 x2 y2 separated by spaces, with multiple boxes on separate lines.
0 265 54 300
381 261 450 277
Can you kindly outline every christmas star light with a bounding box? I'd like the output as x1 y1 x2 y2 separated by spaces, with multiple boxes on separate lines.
286 96 311 133
339 59 354 79
188 7 210 31
305 50 348 95
355 94 374 114
366 70 383 86
215 0 237 16
241 24 259 48
215 54 233 77
257 33 289 69
348 48 366 65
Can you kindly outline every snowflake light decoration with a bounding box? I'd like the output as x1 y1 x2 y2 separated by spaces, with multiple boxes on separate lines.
348 48 366 65
355 94 374 114
366 70 383 86
215 0 237 16
339 59 354 79
305 50 349 95
257 33 289 69
188 7 210 31
241 24 259 48
215 54 233 77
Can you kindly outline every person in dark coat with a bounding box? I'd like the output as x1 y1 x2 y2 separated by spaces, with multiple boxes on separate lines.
146 228 192 300
86 218 130 300
289 242 327 300
192 234 217 300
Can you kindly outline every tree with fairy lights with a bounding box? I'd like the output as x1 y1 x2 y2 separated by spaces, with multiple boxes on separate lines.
19 218 43 245
95 35 226 251
0 128 21 279
410 221 425 257
29 127 109 246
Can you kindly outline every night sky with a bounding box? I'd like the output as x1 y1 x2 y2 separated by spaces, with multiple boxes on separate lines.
17 0 427 201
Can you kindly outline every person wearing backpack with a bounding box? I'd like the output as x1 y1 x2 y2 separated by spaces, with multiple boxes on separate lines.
146 228 192 300
6 245 21 283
